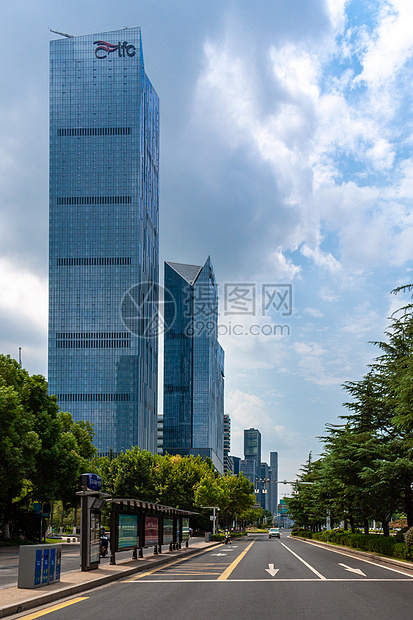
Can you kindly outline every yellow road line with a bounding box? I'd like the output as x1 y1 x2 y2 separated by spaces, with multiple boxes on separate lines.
155 572 221 576
217 540 255 580
125 544 224 581
19 597 89 619
183 563 225 566
161 570 221 574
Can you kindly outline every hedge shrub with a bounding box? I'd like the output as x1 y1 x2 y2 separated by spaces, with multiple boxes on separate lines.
210 531 245 541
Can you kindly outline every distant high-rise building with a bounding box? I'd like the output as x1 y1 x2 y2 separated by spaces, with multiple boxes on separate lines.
260 462 269 480
163 258 225 472
48 28 159 456
232 456 241 475
244 428 261 474
223 414 233 475
269 451 278 515
157 415 163 455
253 462 266 511
225 456 234 476
240 427 279 515
240 459 257 484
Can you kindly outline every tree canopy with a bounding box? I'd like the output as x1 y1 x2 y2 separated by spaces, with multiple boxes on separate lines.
0 355 96 539
288 285 413 535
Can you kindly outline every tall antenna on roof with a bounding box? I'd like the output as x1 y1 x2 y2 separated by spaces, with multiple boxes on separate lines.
49 28 75 38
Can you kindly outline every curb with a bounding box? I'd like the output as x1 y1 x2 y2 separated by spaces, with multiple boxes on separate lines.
0 542 221 618
292 535 413 574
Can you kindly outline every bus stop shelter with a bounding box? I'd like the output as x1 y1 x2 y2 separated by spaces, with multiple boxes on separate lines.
107 498 197 565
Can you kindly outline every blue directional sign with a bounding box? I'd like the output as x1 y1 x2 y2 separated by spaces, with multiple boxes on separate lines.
80 473 102 492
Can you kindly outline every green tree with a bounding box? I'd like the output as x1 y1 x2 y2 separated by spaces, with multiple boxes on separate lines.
370 287 413 526
286 455 326 531
0 377 40 538
100 448 159 501
155 454 215 510
194 472 255 528
0 355 97 539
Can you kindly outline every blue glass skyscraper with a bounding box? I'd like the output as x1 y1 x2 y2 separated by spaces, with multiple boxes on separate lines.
163 258 225 472
48 28 159 455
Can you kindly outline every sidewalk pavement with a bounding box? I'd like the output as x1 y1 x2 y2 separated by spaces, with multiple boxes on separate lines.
0 539 221 619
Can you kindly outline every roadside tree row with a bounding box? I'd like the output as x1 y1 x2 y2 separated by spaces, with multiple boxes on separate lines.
0 353 257 540
0 354 96 539
287 285 413 536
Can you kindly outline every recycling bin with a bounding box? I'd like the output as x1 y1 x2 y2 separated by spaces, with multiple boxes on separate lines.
18 544 62 588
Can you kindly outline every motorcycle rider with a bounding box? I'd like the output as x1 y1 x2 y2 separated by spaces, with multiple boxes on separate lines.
100 527 109 557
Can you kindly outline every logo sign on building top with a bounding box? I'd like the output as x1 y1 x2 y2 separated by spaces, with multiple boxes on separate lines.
94 40 136 59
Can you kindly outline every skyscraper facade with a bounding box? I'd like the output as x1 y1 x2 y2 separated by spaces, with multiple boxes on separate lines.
163 258 225 472
223 414 234 475
48 28 159 455
243 428 262 473
269 451 279 515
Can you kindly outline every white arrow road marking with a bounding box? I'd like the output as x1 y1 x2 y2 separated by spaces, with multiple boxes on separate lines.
338 563 366 577
265 563 279 577
211 553 227 556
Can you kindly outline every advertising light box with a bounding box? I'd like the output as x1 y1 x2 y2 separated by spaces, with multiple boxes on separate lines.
182 518 190 541
118 514 138 550
145 516 159 546
163 518 173 544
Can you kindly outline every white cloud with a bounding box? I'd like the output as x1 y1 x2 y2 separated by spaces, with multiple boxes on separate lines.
341 302 382 338
366 138 395 170
293 340 345 386
356 0 413 89
226 389 273 430
270 46 321 102
319 287 340 303
325 0 349 32
303 307 325 318
194 23 413 282
225 388 300 459
0 258 47 332
263 249 301 281
301 243 342 275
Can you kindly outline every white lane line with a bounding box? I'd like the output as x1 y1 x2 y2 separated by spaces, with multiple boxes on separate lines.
297 537 413 578
127 578 413 583
280 542 326 580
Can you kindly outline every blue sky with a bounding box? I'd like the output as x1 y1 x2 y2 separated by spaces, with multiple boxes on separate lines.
1 0 413 494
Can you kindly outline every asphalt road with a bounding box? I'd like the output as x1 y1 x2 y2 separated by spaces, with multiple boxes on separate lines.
9 531 413 620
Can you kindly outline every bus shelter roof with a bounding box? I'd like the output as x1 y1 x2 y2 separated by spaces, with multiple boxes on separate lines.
106 498 197 516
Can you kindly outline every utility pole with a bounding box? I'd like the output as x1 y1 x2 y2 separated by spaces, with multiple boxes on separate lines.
200 506 219 535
